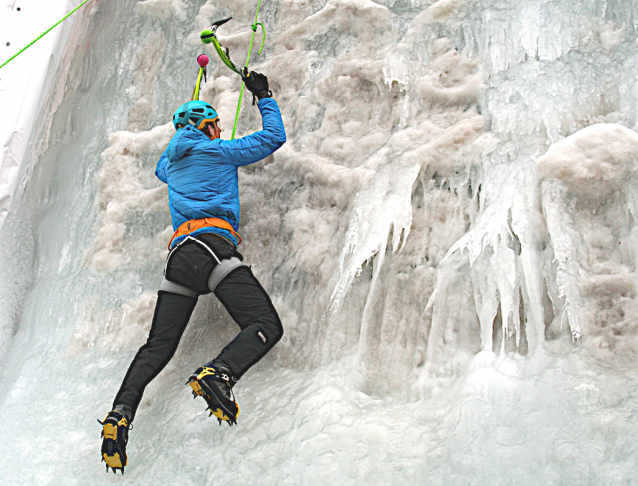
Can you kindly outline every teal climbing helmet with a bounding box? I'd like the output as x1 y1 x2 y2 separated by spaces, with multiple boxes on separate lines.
173 100 219 130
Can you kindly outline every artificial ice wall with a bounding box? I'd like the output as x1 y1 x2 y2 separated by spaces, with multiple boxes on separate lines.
1 0 638 484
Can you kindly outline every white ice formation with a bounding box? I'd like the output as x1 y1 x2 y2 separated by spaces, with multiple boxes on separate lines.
2 0 638 484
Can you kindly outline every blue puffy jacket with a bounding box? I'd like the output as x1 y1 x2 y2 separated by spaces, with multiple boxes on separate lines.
155 98 286 247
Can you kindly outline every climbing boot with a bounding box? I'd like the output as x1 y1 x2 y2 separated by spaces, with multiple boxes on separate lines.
98 409 130 474
188 363 239 426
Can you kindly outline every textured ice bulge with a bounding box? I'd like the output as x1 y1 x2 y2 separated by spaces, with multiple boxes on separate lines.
2 0 638 484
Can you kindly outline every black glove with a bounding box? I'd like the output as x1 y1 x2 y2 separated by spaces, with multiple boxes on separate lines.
242 68 272 104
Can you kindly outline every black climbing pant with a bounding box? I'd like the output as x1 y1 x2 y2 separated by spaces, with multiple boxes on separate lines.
112 233 283 420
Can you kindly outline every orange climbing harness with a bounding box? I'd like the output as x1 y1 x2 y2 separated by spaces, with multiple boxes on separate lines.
167 217 242 249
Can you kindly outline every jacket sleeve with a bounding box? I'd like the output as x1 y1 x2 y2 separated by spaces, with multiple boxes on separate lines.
155 146 169 183
196 98 286 167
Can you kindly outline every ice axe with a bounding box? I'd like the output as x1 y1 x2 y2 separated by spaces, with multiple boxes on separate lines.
200 17 266 77
200 4 266 139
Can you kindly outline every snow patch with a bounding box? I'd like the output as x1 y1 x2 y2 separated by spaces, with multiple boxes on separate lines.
88 123 174 272
537 123 638 199
127 31 167 131
69 293 158 355
279 0 394 50
134 0 186 20
422 0 472 21
578 18 624 52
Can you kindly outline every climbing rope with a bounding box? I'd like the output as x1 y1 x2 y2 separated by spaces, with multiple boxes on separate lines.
0 0 94 70
199 2 267 137
200 5 266 139
231 10 266 140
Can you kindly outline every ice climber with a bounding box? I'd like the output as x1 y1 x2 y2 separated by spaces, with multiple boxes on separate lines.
99 71 286 473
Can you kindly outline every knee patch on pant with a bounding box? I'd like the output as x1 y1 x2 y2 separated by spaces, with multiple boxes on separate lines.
208 257 246 292
255 322 283 346
160 278 199 298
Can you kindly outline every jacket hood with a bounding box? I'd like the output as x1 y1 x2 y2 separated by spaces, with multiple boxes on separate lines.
168 125 208 162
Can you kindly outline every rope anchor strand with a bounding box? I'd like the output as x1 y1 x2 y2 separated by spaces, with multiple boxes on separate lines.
232 1 265 140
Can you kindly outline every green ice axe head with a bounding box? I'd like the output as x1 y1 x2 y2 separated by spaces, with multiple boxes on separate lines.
200 17 243 76
200 17 232 44
200 29 215 44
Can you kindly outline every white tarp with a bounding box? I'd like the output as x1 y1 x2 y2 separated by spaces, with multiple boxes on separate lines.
0 0 84 232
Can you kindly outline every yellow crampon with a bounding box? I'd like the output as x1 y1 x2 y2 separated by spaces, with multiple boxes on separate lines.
188 366 240 425
98 411 129 474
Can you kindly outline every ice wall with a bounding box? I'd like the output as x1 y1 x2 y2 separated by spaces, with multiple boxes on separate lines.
2 0 638 484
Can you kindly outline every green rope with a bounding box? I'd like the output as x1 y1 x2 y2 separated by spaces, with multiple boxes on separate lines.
0 0 93 70
231 0 265 140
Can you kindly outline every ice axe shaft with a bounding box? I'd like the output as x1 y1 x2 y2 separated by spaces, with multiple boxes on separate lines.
191 54 209 101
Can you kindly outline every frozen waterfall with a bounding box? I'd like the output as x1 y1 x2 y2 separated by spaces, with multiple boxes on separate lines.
2 0 638 484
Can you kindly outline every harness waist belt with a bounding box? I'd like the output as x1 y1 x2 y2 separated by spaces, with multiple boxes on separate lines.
168 217 242 249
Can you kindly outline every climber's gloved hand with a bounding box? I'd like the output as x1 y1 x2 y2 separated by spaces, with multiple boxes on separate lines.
242 68 272 104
